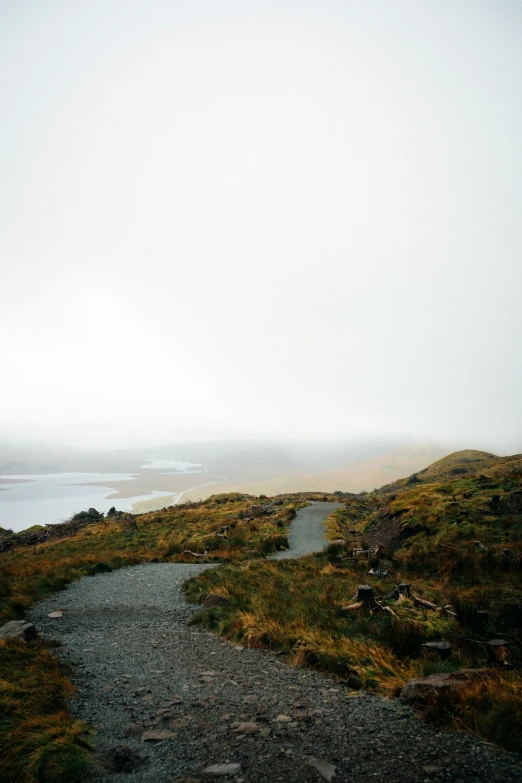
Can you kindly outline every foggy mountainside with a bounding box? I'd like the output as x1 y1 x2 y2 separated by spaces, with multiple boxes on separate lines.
1 1 521 781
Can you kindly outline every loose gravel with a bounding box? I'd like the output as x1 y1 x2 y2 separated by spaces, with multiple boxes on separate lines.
28 504 522 782
270 501 342 560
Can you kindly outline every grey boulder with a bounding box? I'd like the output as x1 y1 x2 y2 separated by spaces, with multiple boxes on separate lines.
0 620 37 641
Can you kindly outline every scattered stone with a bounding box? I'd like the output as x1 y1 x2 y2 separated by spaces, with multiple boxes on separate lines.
47 610 63 618
156 707 173 720
274 714 292 722
201 763 242 777
231 721 259 733
200 671 218 676
202 594 230 609
135 687 151 696
0 620 37 641
142 729 176 741
307 756 336 782
125 723 146 735
346 673 362 691
170 717 192 729
423 766 441 776
160 698 183 707
233 645 244 651
293 710 313 722
101 745 146 773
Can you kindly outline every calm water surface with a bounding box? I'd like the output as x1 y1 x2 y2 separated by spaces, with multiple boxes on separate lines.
0 472 182 533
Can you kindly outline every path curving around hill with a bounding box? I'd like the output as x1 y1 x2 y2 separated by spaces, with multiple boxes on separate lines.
270 500 342 560
27 505 522 782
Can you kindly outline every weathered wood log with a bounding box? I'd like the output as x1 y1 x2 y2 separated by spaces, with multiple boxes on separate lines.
183 550 209 559
422 641 452 659
352 543 385 558
413 595 439 611
386 583 412 601
342 601 364 611
441 605 458 618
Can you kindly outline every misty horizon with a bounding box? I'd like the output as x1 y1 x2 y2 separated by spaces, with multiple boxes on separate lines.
1 2 521 454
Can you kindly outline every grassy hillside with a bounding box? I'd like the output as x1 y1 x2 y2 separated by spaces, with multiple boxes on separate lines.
186 450 522 751
1 452 522 780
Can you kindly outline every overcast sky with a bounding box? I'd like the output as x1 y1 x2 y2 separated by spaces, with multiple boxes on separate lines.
1 1 521 451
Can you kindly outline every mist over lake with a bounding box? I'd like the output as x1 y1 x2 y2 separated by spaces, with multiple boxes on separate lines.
0 439 450 533
0 460 203 532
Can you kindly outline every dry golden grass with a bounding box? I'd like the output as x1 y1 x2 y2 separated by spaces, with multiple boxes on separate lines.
0 639 92 782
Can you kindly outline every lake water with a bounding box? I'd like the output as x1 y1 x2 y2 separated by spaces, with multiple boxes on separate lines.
0 471 190 533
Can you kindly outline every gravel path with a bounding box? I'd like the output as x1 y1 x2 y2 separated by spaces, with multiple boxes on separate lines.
28 505 522 782
270 501 342 559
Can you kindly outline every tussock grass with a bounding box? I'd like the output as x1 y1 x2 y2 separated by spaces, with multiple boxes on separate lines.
184 556 450 691
423 670 522 753
185 553 522 749
0 639 92 782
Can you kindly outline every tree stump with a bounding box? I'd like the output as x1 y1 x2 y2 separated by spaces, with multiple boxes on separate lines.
342 585 379 612
487 639 512 668
422 642 452 659
357 585 378 609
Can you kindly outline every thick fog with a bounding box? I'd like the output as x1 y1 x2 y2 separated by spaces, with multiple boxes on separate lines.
1 1 521 453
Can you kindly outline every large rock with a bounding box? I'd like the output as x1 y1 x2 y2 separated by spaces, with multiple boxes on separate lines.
202 594 230 609
0 620 37 641
400 669 489 705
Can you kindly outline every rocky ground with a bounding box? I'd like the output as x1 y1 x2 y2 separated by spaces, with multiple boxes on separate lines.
27 505 522 783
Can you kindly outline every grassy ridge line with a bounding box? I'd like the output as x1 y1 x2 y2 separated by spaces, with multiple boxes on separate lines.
0 493 308 783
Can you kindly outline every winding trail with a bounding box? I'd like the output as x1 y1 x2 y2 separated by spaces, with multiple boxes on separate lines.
28 503 521 782
270 501 341 559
